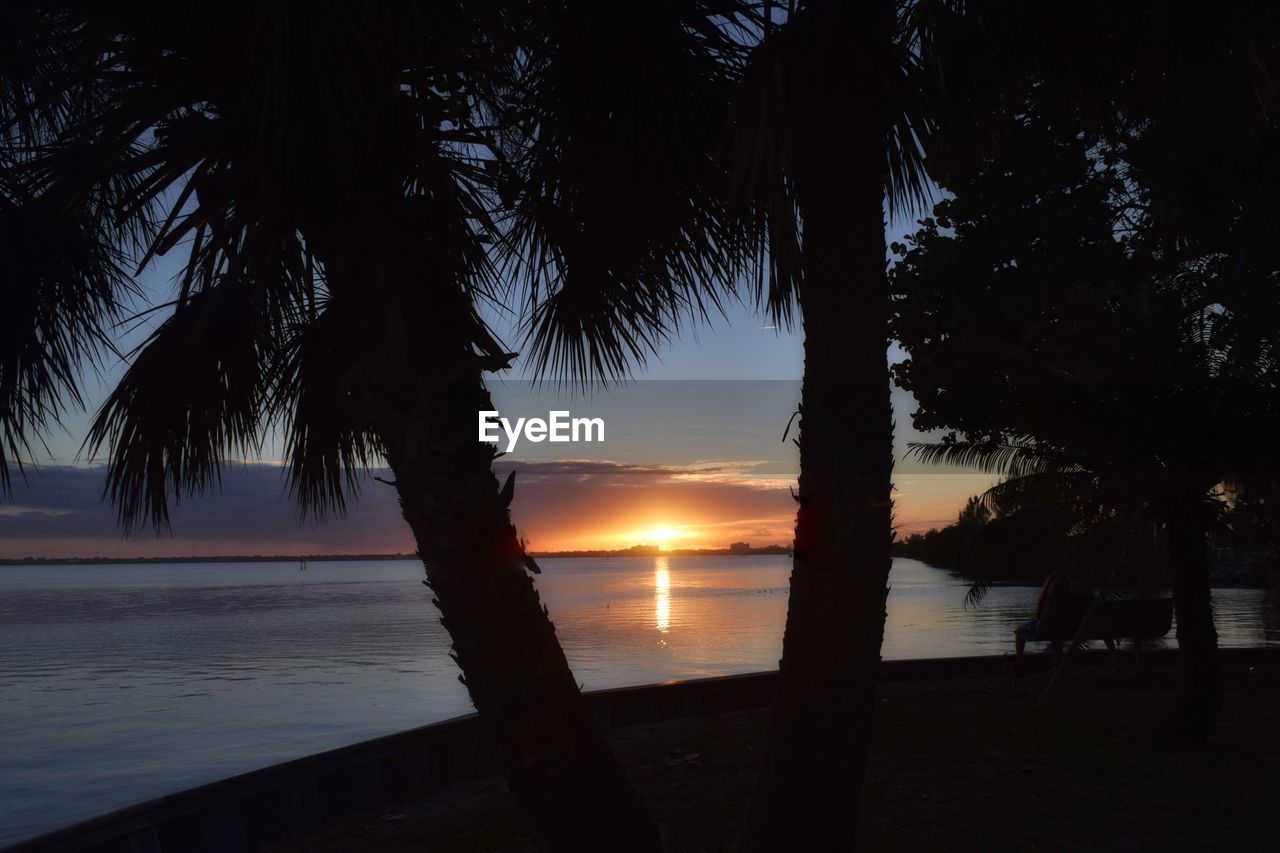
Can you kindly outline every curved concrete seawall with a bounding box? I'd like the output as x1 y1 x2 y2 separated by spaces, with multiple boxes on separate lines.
11 649 1278 852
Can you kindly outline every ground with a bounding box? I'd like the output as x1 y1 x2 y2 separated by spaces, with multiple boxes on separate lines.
270 658 1280 852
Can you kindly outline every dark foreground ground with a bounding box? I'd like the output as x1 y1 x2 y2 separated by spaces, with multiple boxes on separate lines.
271 657 1280 852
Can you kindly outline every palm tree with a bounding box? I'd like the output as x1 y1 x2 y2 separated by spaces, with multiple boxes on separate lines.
486 3 937 844
0 3 742 847
493 4 935 844
718 2 932 847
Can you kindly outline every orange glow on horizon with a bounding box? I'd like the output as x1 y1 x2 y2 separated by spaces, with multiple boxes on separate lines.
533 517 937 553
502 469 995 554
628 524 693 551
529 514 791 553
0 457 993 560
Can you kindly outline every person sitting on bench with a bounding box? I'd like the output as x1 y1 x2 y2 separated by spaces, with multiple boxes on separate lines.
1013 569 1096 672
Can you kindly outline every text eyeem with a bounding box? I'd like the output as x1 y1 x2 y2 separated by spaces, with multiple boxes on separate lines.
478 410 605 452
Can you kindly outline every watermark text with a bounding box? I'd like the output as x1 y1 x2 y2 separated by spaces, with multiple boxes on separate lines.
479 410 605 452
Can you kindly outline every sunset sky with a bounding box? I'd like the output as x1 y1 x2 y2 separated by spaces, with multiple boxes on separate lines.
0 378 991 558
1 221 993 559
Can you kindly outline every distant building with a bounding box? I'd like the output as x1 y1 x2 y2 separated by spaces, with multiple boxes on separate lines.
729 541 751 555
626 544 662 556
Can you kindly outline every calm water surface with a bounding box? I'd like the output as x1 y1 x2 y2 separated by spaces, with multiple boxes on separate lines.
2 556 1277 844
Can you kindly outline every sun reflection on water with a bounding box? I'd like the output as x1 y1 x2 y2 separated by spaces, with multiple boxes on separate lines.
654 556 671 633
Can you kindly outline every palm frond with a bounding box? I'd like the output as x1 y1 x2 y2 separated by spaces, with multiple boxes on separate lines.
724 1 933 322
266 297 383 519
721 13 806 326
908 437 1078 479
979 470 1097 517
885 7 936 221
499 1 746 383
960 504 1079 608
0 184 135 493
85 278 270 532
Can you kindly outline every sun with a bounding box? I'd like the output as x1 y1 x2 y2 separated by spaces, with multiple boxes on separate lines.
642 526 677 549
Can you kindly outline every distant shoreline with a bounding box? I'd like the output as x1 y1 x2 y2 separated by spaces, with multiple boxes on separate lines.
0 546 791 566
530 545 791 559
0 553 418 566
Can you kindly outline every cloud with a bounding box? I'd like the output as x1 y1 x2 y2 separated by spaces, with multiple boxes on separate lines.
495 459 796 550
0 459 982 558
0 460 798 558
0 505 75 517
0 464 413 559
497 459 783 488
497 459 682 479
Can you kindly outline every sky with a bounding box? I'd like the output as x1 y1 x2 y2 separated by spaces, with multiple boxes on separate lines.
0 220 993 559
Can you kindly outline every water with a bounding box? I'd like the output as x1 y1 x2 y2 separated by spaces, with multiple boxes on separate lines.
2 556 1277 845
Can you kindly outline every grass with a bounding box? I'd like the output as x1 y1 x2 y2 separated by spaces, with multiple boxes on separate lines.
271 658 1280 852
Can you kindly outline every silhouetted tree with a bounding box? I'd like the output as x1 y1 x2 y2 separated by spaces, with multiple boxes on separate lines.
1221 480 1280 555
892 85 1280 739
496 3 933 844
12 1 1275 844
719 3 933 847
893 493 997 569
0 3 745 847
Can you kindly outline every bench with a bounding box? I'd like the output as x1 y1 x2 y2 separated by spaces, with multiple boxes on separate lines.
1037 597 1173 642
1036 597 1174 666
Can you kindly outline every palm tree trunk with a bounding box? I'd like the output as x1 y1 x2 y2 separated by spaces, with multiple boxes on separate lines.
744 85 894 847
376 374 660 850
313 192 658 847
1166 512 1222 741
